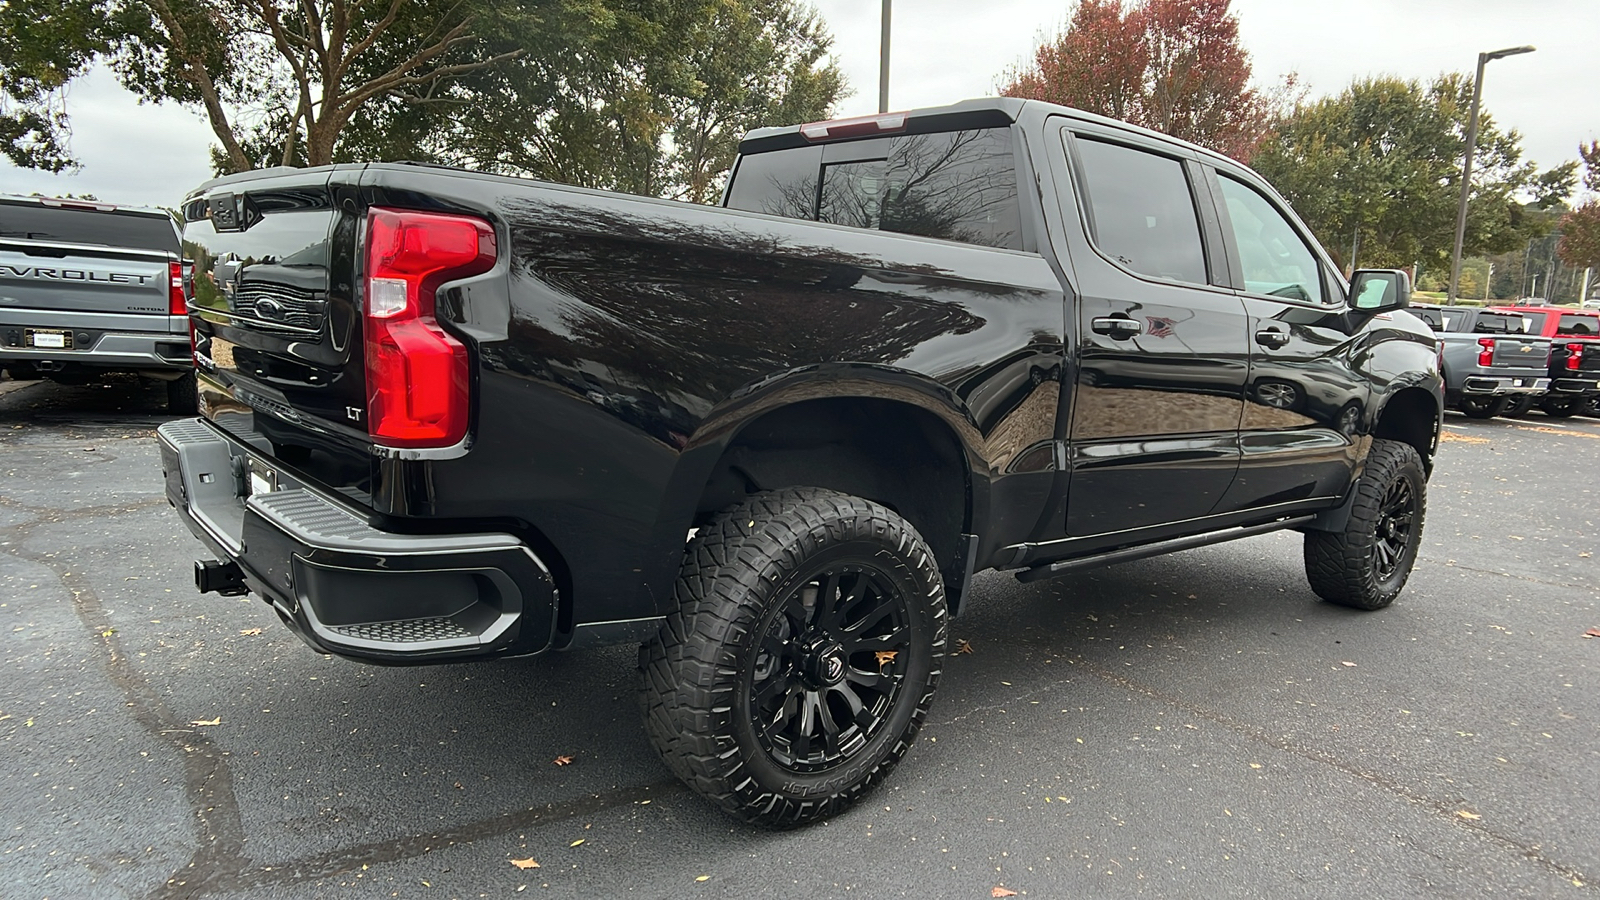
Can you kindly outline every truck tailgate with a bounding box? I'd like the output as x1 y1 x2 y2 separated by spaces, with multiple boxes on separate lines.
182 171 375 497
0 245 170 315
1487 335 1549 368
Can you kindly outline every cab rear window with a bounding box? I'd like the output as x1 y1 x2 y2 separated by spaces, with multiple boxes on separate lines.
726 128 1023 251
0 202 179 254
1557 313 1599 336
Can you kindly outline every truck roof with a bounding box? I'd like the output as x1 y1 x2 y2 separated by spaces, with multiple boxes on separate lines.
737 97 1231 164
0 192 174 221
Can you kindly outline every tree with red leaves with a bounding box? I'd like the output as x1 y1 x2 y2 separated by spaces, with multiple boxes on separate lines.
998 0 1276 161
1558 142 1600 278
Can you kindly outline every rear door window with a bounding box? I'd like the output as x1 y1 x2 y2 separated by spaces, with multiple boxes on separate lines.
727 128 1023 250
0 202 179 254
1557 314 1599 336
1070 137 1208 285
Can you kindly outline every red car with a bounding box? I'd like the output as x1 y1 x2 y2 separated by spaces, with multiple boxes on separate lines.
1489 306 1600 416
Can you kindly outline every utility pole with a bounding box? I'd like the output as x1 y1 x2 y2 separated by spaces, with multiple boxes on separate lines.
878 0 892 114
1447 45 1535 304
1484 263 1494 302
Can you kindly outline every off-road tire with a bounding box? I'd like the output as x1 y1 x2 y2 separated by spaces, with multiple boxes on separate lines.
1458 395 1508 419
641 488 947 827
1541 396 1579 418
166 370 199 415
1303 439 1426 610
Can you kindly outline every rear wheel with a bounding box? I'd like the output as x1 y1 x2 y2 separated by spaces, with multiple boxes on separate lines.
1501 395 1534 418
1541 396 1579 418
166 370 199 415
1303 439 1426 610
1459 395 1508 419
641 488 947 827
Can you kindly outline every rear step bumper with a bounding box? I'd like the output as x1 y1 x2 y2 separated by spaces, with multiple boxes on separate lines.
157 418 558 664
1460 375 1549 395
1550 377 1600 394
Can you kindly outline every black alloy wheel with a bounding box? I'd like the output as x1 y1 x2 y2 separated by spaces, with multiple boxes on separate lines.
1370 477 1416 581
749 564 911 772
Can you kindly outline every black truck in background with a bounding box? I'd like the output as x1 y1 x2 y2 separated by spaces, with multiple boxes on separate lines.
159 98 1443 827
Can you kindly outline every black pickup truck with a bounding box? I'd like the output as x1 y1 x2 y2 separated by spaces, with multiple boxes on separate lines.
159 98 1443 826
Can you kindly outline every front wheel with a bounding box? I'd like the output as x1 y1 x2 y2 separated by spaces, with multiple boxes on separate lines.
1303 439 1427 610
1458 395 1509 419
641 488 947 827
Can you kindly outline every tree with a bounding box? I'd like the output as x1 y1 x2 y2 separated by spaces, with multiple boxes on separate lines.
997 0 1280 160
3 0 518 173
1251 74 1571 272
4 0 843 199
416 0 843 201
1558 142 1600 275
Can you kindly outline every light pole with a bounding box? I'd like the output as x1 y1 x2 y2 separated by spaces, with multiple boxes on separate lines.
878 0 892 114
1447 45 1534 305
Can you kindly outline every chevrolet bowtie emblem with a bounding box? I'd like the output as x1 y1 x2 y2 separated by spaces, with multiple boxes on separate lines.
1520 345 1532 352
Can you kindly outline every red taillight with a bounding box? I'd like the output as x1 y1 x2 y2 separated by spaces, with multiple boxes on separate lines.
1477 337 1494 367
1566 342 1585 371
169 261 187 315
799 112 908 142
363 208 496 448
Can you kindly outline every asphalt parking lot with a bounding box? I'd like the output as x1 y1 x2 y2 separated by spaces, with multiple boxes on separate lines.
2 376 1597 900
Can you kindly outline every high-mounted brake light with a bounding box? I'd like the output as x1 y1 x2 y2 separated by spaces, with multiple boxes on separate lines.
38 197 117 212
799 113 908 142
1566 341 1585 371
1477 337 1495 368
168 261 187 316
363 208 496 448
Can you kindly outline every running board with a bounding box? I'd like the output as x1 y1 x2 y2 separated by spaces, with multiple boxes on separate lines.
1013 516 1316 584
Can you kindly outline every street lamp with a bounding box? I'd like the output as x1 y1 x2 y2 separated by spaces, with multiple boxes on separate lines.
1447 45 1535 305
879 0 892 114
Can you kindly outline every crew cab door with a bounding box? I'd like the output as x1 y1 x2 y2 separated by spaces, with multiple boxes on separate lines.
1201 165 1364 511
1052 122 1249 536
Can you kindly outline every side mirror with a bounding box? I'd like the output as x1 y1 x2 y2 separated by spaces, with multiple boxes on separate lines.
1348 269 1412 312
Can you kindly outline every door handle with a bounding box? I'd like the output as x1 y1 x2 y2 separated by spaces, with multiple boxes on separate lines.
1092 316 1143 339
1255 328 1290 349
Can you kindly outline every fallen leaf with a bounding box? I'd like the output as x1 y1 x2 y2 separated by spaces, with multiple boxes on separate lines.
189 717 221 727
1583 628 1600 639
510 858 540 870
992 888 1018 898
239 628 263 636
1340 661 1357 668
1249 763 1262 769
1456 810 1481 820
875 650 898 669
100 629 115 637
695 875 711 882
955 640 974 655
569 839 585 847
553 755 574 766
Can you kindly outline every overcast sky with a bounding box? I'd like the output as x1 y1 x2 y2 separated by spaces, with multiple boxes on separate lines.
3 0 1595 209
